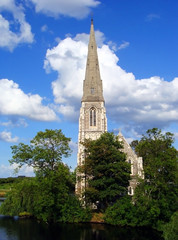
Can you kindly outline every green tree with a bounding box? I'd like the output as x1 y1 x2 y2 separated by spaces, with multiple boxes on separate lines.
32 163 73 222
0 177 38 216
0 129 92 223
10 129 71 174
105 196 137 226
79 132 131 211
0 163 91 223
133 128 178 227
163 211 178 240
104 128 177 228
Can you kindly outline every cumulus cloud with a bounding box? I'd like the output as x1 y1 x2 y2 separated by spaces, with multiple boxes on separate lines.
0 0 34 51
44 31 178 133
30 0 100 19
44 37 86 119
0 163 34 178
0 131 18 142
0 79 57 121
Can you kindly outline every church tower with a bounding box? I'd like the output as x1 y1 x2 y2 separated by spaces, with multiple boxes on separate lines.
76 19 107 195
75 19 144 196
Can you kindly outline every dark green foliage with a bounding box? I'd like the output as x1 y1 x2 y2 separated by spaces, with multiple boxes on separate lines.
105 128 178 231
0 177 21 184
32 164 71 222
0 177 31 189
135 128 177 184
105 195 166 228
0 163 91 223
59 195 92 223
105 196 137 226
0 178 37 216
130 140 139 152
163 211 178 240
133 128 178 227
79 132 131 211
10 129 71 175
0 129 91 223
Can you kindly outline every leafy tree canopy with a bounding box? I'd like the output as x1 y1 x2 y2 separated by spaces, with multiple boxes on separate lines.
105 128 178 230
134 128 177 190
133 128 178 227
163 211 178 240
10 129 71 175
79 132 131 211
0 163 91 223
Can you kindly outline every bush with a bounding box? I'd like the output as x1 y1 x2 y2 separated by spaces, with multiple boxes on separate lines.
59 195 91 223
0 165 91 223
104 196 137 226
163 211 178 240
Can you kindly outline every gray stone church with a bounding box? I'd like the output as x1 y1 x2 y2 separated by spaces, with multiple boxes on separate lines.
75 20 144 196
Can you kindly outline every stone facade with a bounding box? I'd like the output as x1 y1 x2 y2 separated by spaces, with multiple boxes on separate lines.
75 20 107 195
75 19 144 196
118 131 144 195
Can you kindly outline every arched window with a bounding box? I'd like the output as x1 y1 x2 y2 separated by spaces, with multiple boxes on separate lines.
128 186 132 195
90 107 96 126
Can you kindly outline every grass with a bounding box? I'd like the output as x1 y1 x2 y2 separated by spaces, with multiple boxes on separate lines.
91 212 105 223
0 189 11 197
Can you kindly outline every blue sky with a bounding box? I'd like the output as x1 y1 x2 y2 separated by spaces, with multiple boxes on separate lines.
0 0 178 177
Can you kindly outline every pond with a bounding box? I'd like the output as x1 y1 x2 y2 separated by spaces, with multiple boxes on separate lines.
0 217 164 240
0 200 163 240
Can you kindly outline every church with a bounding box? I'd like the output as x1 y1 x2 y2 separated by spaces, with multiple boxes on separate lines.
75 19 144 196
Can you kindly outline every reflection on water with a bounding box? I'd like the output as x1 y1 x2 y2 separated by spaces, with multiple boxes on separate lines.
0 215 163 240
0 199 5 206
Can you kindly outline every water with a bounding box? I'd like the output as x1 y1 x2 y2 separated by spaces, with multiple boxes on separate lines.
0 201 163 240
0 217 164 240
0 199 5 204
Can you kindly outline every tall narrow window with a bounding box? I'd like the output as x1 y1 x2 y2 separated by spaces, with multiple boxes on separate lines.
90 107 96 126
128 186 132 195
91 87 94 94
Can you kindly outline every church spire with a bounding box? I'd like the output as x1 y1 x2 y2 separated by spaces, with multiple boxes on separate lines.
82 19 104 102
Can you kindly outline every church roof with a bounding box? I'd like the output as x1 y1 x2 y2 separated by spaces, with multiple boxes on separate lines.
82 19 104 102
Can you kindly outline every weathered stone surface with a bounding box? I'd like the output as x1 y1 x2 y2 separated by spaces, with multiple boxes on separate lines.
118 131 144 195
75 20 144 196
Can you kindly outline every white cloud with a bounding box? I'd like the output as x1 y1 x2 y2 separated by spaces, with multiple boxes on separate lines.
44 37 87 119
74 31 105 47
0 79 57 121
118 41 130 50
0 118 28 127
44 31 178 132
41 24 48 32
0 0 34 51
69 140 78 153
173 132 178 139
30 0 100 19
146 14 160 22
0 163 34 178
0 131 18 142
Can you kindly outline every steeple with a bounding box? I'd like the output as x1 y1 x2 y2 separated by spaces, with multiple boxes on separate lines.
82 19 104 102
76 19 107 196
76 19 143 198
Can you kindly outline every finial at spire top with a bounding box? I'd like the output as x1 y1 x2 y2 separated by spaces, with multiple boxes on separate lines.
91 12 94 24
118 128 122 136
